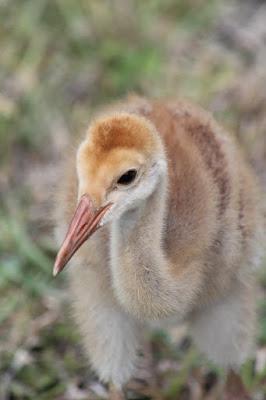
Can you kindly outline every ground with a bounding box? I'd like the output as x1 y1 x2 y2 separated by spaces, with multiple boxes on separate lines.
0 0 265 399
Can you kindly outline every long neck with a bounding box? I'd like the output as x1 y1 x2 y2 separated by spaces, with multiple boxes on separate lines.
113 176 167 264
110 174 179 320
110 172 204 321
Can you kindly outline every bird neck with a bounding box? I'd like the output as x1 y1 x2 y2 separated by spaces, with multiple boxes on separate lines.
109 172 202 320
112 174 167 258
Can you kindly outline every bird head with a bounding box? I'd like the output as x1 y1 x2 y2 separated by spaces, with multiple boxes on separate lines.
54 112 166 276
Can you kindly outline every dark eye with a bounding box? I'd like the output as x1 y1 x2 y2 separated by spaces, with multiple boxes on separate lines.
117 169 137 185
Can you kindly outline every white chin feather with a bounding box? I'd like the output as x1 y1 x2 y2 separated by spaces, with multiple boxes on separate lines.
99 206 115 226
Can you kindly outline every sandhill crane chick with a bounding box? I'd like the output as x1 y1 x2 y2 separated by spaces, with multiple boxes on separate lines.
54 97 264 395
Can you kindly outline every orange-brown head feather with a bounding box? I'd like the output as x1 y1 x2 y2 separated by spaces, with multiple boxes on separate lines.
54 112 166 275
77 112 163 206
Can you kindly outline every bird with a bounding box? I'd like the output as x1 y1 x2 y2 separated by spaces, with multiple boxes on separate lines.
53 96 264 399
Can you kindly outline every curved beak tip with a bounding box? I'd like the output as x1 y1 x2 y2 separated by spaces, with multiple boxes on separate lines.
53 259 62 277
53 194 112 277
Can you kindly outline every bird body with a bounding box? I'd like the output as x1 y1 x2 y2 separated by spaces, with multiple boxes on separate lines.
54 97 264 390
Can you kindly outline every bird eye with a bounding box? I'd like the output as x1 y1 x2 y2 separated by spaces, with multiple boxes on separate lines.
117 169 137 185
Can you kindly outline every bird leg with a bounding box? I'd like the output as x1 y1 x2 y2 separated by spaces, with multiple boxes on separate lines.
126 341 162 400
67 265 142 393
189 282 255 400
223 370 251 400
109 384 125 400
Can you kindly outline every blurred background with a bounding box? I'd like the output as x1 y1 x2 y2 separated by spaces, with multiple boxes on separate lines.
0 0 265 399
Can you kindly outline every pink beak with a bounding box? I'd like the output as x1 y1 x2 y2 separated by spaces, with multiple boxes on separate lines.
53 194 112 277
